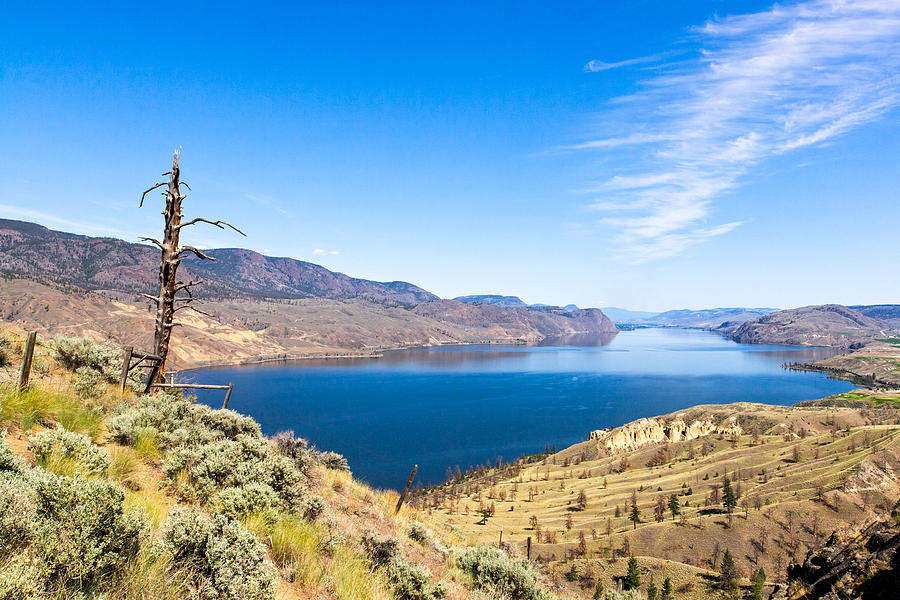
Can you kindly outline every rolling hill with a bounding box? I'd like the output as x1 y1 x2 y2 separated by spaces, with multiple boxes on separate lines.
729 304 894 348
416 395 900 598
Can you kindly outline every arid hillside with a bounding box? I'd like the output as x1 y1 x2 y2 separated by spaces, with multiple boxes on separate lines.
0 219 616 369
416 396 900 599
729 304 895 348
0 276 615 369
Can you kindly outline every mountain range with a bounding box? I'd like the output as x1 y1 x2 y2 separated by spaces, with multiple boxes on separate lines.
602 306 779 328
0 219 616 368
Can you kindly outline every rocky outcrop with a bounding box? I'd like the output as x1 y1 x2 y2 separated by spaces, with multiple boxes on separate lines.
591 414 742 453
772 519 900 600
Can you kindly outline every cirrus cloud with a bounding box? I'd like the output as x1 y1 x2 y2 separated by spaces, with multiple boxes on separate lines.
574 0 900 262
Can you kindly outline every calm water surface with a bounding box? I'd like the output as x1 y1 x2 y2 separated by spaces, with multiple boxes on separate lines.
188 328 854 489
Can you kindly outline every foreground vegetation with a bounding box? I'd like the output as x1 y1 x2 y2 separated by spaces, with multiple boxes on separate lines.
0 331 582 600
2 330 898 599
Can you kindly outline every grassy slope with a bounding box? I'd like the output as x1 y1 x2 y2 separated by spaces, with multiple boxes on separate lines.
0 330 502 600
417 399 900 599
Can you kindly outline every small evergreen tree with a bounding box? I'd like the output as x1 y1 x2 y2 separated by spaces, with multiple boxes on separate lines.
629 503 641 529
623 555 641 590
646 575 658 600
750 567 766 600
722 477 737 514
720 548 739 600
661 576 673 600
593 580 603 599
668 494 681 520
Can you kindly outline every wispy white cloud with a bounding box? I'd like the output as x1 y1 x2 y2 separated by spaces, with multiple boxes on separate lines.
312 248 341 256
583 51 680 72
244 193 291 217
574 0 900 262
313 248 325 255
0 204 139 238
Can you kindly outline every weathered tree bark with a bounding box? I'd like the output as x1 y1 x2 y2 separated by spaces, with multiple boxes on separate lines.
141 150 244 382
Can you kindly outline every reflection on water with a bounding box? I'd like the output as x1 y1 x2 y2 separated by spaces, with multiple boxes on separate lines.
189 328 854 489
538 331 618 347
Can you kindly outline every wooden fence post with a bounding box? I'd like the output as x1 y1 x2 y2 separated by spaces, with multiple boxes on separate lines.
498 524 504 549
394 464 418 515
119 346 133 393
222 383 234 409
17 332 37 391
143 360 161 394
526 536 532 560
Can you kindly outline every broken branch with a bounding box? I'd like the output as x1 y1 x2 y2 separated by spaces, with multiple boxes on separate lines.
177 218 246 236
140 182 167 207
178 246 214 261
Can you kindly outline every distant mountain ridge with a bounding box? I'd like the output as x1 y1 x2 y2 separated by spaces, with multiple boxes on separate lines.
454 295 581 312
0 219 617 368
603 306 779 329
453 294 528 307
0 219 438 305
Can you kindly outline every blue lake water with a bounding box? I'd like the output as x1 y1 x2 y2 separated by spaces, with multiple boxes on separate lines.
187 328 854 489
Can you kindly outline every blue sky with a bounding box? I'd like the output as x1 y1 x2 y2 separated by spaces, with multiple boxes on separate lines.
1 1 898 311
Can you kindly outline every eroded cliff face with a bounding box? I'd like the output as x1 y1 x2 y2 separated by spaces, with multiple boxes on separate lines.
590 414 742 452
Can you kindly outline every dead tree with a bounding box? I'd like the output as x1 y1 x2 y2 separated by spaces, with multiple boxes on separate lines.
140 150 244 381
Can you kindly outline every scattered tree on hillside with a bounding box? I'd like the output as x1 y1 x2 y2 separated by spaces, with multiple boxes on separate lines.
577 489 588 511
719 549 739 600
711 542 722 569
750 567 766 600
668 494 681 521
654 496 666 522
529 515 539 530
629 502 641 529
647 575 658 600
722 477 737 525
140 150 244 381
623 555 641 590
566 513 574 531
661 576 673 600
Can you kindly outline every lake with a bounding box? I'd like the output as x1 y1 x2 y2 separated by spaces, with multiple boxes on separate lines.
187 328 854 489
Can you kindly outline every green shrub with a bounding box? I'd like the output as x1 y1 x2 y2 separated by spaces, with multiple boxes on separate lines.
456 545 554 600
318 450 350 472
301 493 326 521
164 436 306 509
159 507 276 600
51 335 121 381
74 366 106 399
0 475 38 557
28 468 146 585
28 426 110 476
387 557 448 600
212 483 280 519
273 430 316 475
361 531 401 567
408 521 430 544
110 394 260 450
0 553 51 598
0 438 25 475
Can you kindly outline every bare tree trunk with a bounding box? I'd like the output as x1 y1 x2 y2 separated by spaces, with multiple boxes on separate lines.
141 150 244 383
